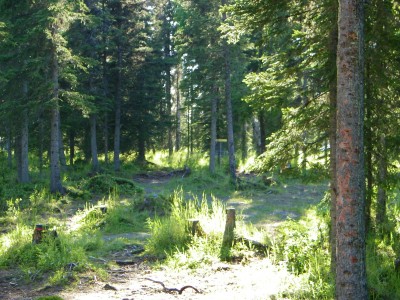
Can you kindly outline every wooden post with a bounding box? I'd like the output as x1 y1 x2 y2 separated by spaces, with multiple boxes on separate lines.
222 208 236 255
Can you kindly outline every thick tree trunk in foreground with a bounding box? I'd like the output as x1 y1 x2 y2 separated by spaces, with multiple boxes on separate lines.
335 0 367 298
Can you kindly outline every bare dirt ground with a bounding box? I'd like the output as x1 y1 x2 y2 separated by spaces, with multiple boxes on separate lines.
0 174 327 300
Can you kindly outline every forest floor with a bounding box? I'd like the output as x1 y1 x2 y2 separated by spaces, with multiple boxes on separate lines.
0 172 327 300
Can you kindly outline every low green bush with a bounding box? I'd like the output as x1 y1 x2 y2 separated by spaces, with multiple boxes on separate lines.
83 174 143 195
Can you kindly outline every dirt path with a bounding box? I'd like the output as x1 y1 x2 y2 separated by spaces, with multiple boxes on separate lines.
57 257 294 300
0 174 326 300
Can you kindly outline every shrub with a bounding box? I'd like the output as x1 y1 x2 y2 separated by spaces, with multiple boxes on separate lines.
83 174 143 195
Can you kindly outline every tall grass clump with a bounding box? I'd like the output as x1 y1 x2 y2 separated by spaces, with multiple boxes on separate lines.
146 190 226 258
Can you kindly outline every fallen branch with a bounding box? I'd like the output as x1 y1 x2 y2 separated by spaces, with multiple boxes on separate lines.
145 278 200 294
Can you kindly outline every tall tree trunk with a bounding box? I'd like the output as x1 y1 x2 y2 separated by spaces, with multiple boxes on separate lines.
50 36 64 194
364 61 373 232
335 0 367 298
137 126 146 162
90 114 99 172
164 24 173 157
241 122 247 161
58 112 67 169
15 134 21 181
69 129 75 166
6 125 12 169
209 92 218 173
38 111 44 174
19 80 30 183
175 67 181 151
258 111 266 154
376 134 387 231
222 0 236 182
114 44 122 172
102 1 109 165
252 116 261 155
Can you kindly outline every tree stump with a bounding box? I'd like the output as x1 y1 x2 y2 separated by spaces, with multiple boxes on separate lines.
188 219 205 237
222 208 236 254
32 224 58 244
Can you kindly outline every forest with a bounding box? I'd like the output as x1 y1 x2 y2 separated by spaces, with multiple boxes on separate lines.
0 0 399 299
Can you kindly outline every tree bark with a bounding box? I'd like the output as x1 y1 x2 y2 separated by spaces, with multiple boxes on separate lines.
335 0 367 298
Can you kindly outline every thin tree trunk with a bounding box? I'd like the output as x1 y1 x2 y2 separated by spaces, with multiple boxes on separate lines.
252 116 261 155
6 125 12 169
222 0 236 182
335 0 367 298
241 122 247 161
104 112 109 164
69 129 75 166
114 44 122 172
19 80 30 183
90 114 99 172
38 112 44 174
376 134 387 230
102 1 109 165
364 60 373 232
50 34 64 194
175 67 181 151
58 112 67 169
164 27 173 157
209 92 218 173
258 111 266 154
138 126 146 162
